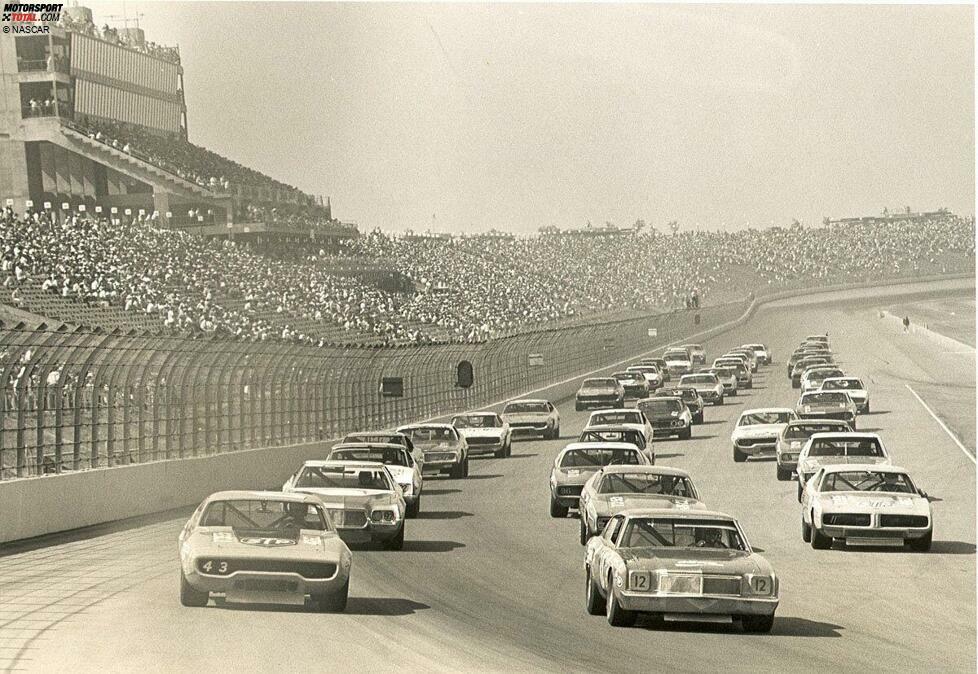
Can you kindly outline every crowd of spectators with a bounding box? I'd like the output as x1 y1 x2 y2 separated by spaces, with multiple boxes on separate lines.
0 206 973 346
58 14 181 64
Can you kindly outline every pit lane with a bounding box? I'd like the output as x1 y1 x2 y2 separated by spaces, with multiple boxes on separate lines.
2 300 974 673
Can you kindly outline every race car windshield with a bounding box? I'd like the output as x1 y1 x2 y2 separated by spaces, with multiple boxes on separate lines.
639 400 682 416
200 500 329 531
682 375 716 385
612 373 638 382
739 412 792 425
664 352 689 360
823 379 864 390
711 368 735 378
401 427 457 442
808 438 884 457
453 415 500 428
620 519 746 551
803 392 848 404
579 430 645 449
560 448 640 468
598 473 694 497
328 448 408 466
808 370 843 381
592 411 641 425
504 402 549 414
294 467 393 491
785 423 847 439
345 433 403 446
820 471 915 494
582 378 617 388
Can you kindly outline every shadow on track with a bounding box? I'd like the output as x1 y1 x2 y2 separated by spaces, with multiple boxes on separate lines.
931 540 976 555
698 420 728 426
655 453 686 460
413 510 473 520
452 474 502 481
500 453 539 460
422 488 461 496
635 615 843 637
401 540 466 553
212 597 430 616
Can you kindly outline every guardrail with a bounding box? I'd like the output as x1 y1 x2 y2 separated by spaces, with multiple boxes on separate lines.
0 301 746 480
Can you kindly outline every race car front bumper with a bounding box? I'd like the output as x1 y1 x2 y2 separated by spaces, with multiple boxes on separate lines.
186 559 349 601
618 591 778 617
733 438 777 457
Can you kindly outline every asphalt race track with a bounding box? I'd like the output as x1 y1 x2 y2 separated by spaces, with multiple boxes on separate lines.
2 300 974 673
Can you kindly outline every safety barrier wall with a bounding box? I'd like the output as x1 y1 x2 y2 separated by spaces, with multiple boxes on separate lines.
0 273 972 544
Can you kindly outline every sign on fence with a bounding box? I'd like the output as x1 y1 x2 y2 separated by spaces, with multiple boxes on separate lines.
381 377 404 398
647 328 658 337
529 353 544 366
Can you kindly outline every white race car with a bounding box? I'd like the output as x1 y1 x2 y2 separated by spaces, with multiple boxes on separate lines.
451 411 512 458
731 408 798 462
178 491 353 610
820 376 871 414
795 432 891 502
801 464 932 551
326 443 423 517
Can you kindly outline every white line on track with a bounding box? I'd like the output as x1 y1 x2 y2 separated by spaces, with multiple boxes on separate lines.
905 383 976 465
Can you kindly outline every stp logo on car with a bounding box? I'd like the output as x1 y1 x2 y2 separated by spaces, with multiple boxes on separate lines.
238 537 297 546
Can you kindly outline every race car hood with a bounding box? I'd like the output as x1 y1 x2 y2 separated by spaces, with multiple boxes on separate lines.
502 413 550 424
455 427 506 440
587 422 646 436
620 547 768 576
287 488 395 510
818 492 929 515
186 527 347 559
552 467 602 486
732 424 787 440
412 439 463 451
383 465 414 484
593 494 705 515
579 385 619 395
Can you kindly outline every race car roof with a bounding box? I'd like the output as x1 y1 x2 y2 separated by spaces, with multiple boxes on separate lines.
598 464 692 477
502 399 549 405
299 459 388 469
560 442 642 453
740 407 796 415
808 432 882 441
452 411 501 417
396 422 456 430
618 507 736 522
204 490 322 504
330 442 407 452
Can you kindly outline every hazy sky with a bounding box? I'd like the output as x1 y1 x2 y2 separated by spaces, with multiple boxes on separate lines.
87 2 974 232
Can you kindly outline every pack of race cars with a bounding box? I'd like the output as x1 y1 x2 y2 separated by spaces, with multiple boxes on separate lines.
177 336 932 632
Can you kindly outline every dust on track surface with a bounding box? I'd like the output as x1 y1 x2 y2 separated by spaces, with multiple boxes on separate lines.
3 303 974 674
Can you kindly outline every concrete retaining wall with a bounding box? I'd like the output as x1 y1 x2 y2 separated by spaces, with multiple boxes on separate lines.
1 273 973 545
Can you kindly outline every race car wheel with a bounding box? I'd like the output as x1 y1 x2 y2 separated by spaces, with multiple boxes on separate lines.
552 424 560 439
550 494 568 518
606 579 636 627
776 465 791 481
693 411 704 424
792 381 800 389
585 567 605 615
579 519 589 546
801 517 812 543
462 458 470 478
741 614 775 633
796 483 803 502
317 579 349 612
716 396 724 406
406 496 421 518
575 402 583 412
494 444 507 459
733 446 747 463
746 381 753 389
849 419 856 431
384 524 405 551
180 573 209 608
680 426 692 440
449 462 465 479
864 402 871 414
505 438 513 457
909 530 933 552
810 526 831 550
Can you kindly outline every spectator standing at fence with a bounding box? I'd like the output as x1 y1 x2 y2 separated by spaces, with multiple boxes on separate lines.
903 316 911 332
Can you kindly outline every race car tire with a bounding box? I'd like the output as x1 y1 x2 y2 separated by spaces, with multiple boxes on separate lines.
462 458 470 478
730 389 737 397
449 461 465 479
693 411 704 424
810 526 831 550
849 418 856 431
864 402 871 414
585 567 605 615
776 465 792 481
550 494 568 518
680 426 692 440
733 446 747 463
505 438 513 457
575 402 583 412
579 519 589 546
909 531 933 552
741 614 775 633
716 396 724 406
796 482 803 502
494 444 507 459
801 517 812 543
746 381 753 389
406 496 421 518
615 400 624 409
384 524 405 551
552 424 560 440
317 578 349 612
180 573 209 608
792 381 800 389
606 580 636 627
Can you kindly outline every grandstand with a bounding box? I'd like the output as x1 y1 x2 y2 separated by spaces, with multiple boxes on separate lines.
0 4 352 248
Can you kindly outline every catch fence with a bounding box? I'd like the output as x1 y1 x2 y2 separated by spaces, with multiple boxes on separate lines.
0 301 747 479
